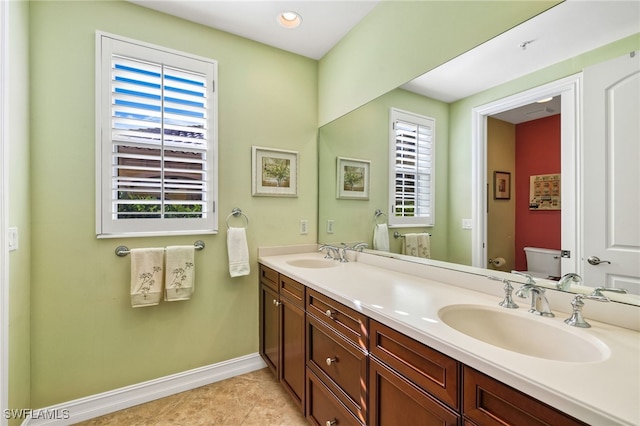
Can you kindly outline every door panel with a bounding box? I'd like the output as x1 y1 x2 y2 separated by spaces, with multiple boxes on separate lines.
583 51 640 293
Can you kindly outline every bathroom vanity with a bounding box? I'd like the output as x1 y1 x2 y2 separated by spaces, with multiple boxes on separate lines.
258 246 640 426
259 249 640 425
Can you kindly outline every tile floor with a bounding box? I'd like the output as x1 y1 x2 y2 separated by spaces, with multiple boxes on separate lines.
75 368 308 425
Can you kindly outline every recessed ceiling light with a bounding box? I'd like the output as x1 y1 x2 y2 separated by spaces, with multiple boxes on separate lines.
278 11 302 29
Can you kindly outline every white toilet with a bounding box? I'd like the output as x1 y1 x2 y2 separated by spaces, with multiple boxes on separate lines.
523 247 561 280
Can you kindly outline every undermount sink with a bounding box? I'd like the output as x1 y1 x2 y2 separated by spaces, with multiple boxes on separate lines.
286 258 339 269
438 304 610 362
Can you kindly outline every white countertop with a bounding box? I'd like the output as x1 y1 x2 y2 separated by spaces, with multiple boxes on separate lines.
258 248 640 426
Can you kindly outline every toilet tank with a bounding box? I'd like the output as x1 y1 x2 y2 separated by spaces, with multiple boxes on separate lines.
524 247 561 278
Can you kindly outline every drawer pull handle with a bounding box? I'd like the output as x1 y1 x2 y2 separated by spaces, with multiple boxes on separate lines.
272 299 281 306
325 309 335 319
326 420 337 426
326 357 337 366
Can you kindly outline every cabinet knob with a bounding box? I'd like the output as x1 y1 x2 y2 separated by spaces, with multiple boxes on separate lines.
326 357 337 366
273 299 281 306
325 309 335 319
326 420 337 426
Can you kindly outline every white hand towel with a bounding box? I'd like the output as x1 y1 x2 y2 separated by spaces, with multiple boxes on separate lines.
165 245 195 301
130 248 164 308
373 223 390 252
227 227 250 277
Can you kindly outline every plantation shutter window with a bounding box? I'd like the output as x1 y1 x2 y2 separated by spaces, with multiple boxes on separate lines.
389 108 435 227
97 33 218 236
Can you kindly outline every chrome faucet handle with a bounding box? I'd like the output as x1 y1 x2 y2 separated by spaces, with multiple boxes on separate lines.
564 294 610 328
557 273 582 291
590 287 627 298
488 276 519 309
349 242 369 252
511 270 536 285
318 245 334 259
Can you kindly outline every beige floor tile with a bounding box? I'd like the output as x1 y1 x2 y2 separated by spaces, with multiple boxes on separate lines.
74 368 307 426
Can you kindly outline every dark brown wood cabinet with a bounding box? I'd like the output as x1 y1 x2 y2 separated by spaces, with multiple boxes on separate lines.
259 264 591 426
369 357 459 426
462 366 587 426
258 265 306 415
306 288 368 425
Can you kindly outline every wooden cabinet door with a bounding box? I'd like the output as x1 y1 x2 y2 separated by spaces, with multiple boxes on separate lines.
369 357 460 426
281 296 306 414
463 366 587 426
259 283 280 376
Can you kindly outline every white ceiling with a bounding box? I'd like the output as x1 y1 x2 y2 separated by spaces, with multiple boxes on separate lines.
129 0 639 122
127 0 380 60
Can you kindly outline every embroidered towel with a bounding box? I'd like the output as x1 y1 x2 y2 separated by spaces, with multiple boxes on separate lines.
401 233 431 259
130 248 164 308
227 227 250 277
373 223 390 252
165 245 195 301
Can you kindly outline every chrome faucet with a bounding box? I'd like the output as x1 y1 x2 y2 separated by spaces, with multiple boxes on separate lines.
488 276 519 309
349 242 369 252
511 272 554 317
590 286 628 298
319 245 342 261
557 273 582 291
565 293 609 328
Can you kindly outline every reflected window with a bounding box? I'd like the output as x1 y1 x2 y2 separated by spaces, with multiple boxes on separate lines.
389 108 435 227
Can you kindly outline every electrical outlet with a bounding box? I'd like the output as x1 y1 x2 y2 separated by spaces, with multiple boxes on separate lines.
327 220 334 234
462 219 472 230
299 220 308 235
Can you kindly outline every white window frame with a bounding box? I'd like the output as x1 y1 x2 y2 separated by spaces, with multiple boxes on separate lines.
388 108 435 227
95 32 218 238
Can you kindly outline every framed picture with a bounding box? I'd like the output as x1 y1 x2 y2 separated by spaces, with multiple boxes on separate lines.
336 157 370 200
493 171 511 200
252 146 298 197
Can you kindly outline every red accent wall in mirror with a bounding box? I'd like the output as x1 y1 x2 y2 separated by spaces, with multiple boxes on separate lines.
515 114 561 271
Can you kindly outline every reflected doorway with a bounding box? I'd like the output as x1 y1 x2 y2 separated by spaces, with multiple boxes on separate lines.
471 75 581 276
486 98 561 275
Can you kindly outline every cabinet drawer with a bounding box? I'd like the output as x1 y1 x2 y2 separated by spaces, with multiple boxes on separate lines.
463 366 587 426
370 320 460 410
307 368 364 426
307 315 367 423
307 288 368 350
369 357 459 426
280 274 305 307
259 264 278 292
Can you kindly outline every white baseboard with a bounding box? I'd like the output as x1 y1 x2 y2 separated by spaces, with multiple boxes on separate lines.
22 353 266 426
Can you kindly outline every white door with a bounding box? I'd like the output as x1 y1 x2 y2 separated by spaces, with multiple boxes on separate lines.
582 51 640 294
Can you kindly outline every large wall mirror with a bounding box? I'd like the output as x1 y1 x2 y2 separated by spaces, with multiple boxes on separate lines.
318 1 640 306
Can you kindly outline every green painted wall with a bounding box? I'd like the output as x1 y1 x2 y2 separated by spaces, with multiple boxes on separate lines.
28 0 317 407
318 88 449 258
7 0 31 422
318 1 560 126
447 33 640 264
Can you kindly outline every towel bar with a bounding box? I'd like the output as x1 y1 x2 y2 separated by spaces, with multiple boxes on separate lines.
226 207 249 229
115 240 205 257
393 231 432 239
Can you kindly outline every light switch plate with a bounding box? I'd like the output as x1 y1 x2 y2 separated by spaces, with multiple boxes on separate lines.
462 219 472 230
327 220 334 234
8 227 18 251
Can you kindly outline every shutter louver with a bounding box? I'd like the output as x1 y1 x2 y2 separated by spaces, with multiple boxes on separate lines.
111 55 208 221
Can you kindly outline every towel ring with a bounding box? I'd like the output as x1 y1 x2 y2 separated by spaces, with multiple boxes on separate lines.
226 207 249 229
374 209 388 225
